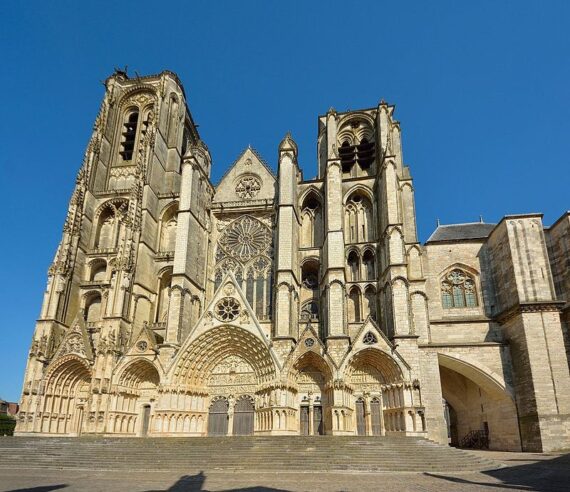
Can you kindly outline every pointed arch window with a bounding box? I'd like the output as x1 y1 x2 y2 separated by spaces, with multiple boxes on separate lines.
441 269 478 309
300 193 323 248
347 251 360 282
364 285 377 320
362 249 375 280
120 111 139 161
159 203 178 253
344 192 374 243
348 287 361 323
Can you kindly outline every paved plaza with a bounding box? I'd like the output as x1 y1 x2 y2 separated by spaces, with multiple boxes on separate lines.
0 451 569 491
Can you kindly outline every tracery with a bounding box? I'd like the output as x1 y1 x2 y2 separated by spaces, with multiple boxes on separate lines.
441 269 478 308
214 215 273 320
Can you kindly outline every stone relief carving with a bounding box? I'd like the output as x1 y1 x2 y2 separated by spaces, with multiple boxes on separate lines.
235 175 261 200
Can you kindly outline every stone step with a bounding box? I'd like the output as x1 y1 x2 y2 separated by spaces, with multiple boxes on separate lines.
0 436 499 472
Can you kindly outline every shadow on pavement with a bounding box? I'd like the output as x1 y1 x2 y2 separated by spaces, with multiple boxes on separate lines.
425 453 570 492
6 486 68 492
145 471 291 492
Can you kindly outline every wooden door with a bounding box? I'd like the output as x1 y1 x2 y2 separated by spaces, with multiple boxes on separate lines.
141 405 151 437
208 399 229 436
300 406 309 435
313 405 324 435
75 407 84 436
370 399 382 436
233 397 254 436
356 399 366 436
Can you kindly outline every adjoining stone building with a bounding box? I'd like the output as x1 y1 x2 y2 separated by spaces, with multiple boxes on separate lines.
17 70 570 452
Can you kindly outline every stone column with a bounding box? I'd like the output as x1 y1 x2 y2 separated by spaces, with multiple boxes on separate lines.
364 394 372 436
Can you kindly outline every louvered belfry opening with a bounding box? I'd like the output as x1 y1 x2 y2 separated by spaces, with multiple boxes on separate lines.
339 140 356 173
120 112 139 161
339 138 375 173
357 137 375 168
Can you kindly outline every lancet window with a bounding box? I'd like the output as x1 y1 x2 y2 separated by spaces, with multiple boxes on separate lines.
93 200 129 251
85 294 102 325
120 111 139 161
166 95 179 148
347 251 360 282
441 269 478 309
300 259 320 321
156 268 172 323
364 285 377 321
300 192 323 248
344 192 374 243
159 203 178 253
362 249 375 280
214 215 273 320
348 286 361 323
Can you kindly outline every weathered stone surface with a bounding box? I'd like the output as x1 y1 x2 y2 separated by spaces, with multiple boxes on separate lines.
17 70 570 453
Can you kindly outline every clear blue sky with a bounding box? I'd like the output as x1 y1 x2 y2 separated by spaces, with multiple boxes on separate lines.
1 1 569 402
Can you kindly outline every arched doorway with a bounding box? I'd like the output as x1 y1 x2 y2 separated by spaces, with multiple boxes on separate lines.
233 396 254 436
113 359 160 436
208 398 229 436
41 356 92 435
345 347 405 436
169 323 277 436
292 352 332 436
438 353 521 451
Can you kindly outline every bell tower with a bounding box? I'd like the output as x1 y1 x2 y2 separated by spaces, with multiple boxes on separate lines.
18 70 212 434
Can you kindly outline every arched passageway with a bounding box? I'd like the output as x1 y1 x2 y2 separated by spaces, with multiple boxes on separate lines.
438 354 521 451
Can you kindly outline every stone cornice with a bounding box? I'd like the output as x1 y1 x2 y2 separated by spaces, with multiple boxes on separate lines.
496 300 565 324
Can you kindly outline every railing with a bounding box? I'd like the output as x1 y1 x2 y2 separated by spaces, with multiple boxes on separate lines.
155 251 175 260
89 248 118 255
460 429 489 449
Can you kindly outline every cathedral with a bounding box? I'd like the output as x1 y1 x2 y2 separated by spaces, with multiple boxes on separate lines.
17 70 570 452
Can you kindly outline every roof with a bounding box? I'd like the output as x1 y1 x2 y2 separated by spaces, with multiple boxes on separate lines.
426 222 496 244
215 146 275 186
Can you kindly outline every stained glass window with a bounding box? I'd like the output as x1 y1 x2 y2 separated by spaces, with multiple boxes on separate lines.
441 269 478 309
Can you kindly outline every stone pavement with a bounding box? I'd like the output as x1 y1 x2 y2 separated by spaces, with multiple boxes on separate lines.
0 451 569 491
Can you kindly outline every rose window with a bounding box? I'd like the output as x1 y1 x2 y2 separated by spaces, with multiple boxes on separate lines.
215 297 241 321
236 176 261 199
218 216 271 262
136 341 148 352
305 338 315 347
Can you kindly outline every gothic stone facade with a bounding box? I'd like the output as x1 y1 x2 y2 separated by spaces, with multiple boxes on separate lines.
17 70 570 452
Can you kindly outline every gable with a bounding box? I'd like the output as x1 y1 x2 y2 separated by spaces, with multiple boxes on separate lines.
213 147 276 203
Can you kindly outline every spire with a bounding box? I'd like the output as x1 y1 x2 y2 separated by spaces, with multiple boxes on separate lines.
278 132 298 156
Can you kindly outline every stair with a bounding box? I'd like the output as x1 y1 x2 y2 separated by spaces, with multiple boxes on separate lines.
0 436 499 473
